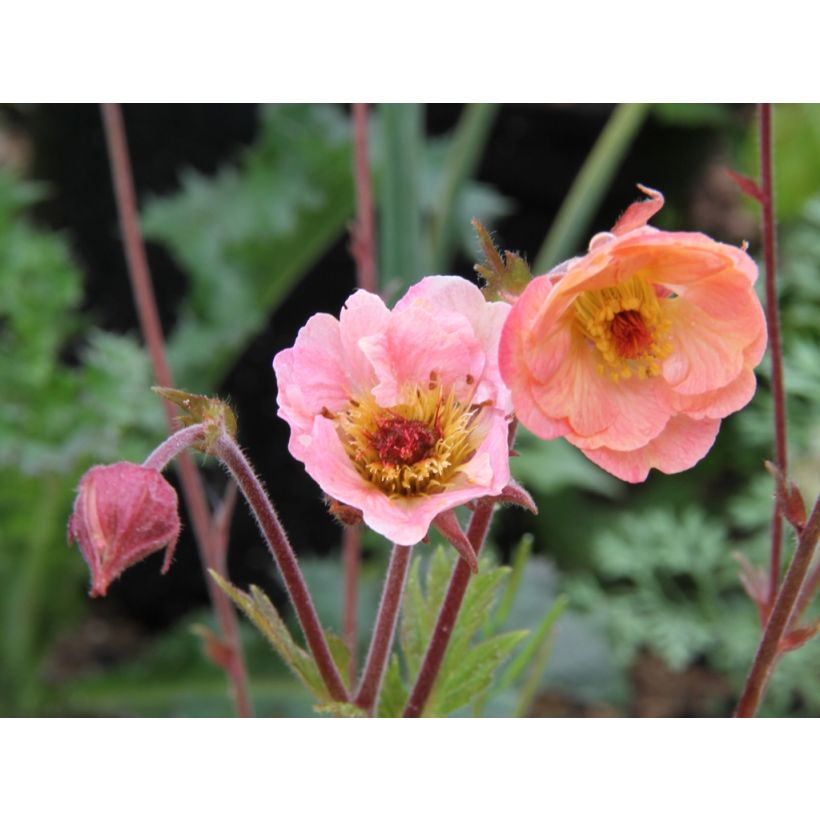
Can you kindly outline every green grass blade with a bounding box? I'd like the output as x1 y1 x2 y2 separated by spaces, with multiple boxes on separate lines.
429 103 500 272
379 104 425 299
533 103 649 274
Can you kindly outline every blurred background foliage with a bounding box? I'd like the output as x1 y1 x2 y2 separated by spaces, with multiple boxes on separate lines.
0 103 817 717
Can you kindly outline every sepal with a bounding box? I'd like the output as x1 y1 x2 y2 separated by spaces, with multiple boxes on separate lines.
432 509 479 573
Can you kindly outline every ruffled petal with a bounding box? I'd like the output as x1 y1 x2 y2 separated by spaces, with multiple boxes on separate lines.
581 415 721 483
395 275 513 409
533 336 673 451
360 303 485 407
338 289 391 393
673 368 757 420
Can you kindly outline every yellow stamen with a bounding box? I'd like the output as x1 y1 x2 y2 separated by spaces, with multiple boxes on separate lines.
574 274 672 380
337 385 481 498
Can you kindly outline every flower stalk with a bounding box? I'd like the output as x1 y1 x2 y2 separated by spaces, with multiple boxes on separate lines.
354 543 413 715
402 497 497 718
211 433 349 703
101 103 253 718
758 103 789 610
735 496 820 717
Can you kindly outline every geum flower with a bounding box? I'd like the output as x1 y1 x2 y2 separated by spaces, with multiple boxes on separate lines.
274 276 527 563
500 186 767 482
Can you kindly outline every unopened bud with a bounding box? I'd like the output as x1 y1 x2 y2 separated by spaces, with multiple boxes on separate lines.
67 462 181 597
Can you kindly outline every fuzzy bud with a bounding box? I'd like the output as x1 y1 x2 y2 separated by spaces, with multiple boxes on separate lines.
67 462 181 597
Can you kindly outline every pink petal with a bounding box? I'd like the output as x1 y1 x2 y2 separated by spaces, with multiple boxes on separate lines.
338 289 391 393
396 275 513 409
581 415 721 483
360 303 485 407
532 336 672 451
499 274 573 440
611 185 665 235
672 368 757 420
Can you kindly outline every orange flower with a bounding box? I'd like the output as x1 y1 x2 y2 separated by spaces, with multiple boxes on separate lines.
499 186 767 482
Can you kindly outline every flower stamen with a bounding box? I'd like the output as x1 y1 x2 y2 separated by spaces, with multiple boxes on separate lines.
574 274 672 380
338 387 480 498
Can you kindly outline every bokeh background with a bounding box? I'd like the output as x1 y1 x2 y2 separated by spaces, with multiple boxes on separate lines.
1 103 818 717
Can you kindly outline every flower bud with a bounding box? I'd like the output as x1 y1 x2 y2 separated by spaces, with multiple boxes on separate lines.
67 462 181 597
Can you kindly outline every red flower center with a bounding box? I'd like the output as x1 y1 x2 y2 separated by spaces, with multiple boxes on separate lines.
610 310 653 359
371 417 438 466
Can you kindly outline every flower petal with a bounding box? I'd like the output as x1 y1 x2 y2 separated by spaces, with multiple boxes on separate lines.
581 415 721 483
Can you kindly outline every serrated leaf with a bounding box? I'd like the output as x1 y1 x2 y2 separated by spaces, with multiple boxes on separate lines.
143 104 355 391
377 655 408 718
210 571 327 701
426 631 528 717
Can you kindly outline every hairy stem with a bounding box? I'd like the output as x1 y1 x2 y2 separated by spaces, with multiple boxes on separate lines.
354 543 413 715
735 497 820 717
402 498 496 718
143 424 209 472
101 103 253 718
343 524 361 681
758 103 789 611
212 434 348 703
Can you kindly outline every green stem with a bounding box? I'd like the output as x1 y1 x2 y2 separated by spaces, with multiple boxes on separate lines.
533 103 649 274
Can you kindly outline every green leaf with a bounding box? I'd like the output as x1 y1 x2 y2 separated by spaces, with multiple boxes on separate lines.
325 630 352 690
210 571 328 702
314 702 367 718
143 104 355 391
377 655 408 718
426 631 528 717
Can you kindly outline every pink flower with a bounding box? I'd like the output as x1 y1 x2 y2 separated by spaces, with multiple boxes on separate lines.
273 276 513 545
68 462 181 597
499 186 767 482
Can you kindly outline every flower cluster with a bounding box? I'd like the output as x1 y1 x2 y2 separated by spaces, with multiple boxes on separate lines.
274 187 766 537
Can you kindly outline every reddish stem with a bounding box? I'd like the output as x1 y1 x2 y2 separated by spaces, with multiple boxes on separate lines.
212 434 349 703
758 103 789 611
735 496 820 717
402 498 496 718
343 524 361 680
350 103 378 293
354 543 412 715
101 104 253 718
341 104 377 681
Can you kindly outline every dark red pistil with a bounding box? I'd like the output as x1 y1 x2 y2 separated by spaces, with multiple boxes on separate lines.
371 417 437 466
610 310 652 359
